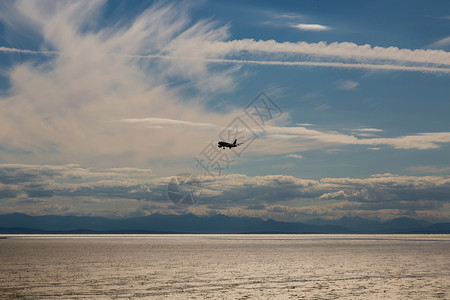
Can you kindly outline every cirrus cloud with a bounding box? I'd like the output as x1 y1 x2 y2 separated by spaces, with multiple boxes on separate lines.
0 0 240 169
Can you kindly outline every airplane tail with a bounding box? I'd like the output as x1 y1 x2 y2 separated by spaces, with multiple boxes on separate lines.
233 139 237 145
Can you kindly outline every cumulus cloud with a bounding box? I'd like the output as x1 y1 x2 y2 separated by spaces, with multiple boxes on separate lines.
200 173 450 221
0 164 168 217
0 164 158 197
319 190 347 200
206 173 450 204
1 165 449 221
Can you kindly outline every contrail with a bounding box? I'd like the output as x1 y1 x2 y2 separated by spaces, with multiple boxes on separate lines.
2 46 450 74
0 46 57 55
139 54 450 74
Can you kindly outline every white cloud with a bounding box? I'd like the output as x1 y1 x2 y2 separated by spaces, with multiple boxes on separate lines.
198 57 450 73
1 0 449 174
214 124 450 156
188 39 450 65
263 125 450 151
284 154 303 159
350 128 384 132
319 190 347 200
183 39 450 73
1 165 449 221
407 165 450 174
0 46 56 55
292 23 330 31
118 117 217 128
5 34 450 74
428 36 450 49
348 128 383 138
336 80 359 90
0 1 239 170
364 132 450 150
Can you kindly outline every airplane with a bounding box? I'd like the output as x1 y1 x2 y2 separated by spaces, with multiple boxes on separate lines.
218 139 243 149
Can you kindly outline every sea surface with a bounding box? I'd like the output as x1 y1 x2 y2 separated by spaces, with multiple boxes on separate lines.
0 234 449 299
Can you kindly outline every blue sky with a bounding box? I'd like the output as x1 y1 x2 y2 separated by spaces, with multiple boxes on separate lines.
0 0 449 221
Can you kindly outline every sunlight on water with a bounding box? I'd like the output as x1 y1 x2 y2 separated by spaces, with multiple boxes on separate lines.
1 234 449 299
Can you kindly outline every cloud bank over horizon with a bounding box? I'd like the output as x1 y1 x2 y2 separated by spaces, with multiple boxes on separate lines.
0 163 448 222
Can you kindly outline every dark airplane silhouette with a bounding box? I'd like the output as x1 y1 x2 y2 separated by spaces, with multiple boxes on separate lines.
218 139 243 149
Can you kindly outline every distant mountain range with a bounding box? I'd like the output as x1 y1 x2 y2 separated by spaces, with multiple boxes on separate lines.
0 213 449 234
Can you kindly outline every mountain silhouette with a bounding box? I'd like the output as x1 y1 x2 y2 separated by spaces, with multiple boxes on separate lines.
0 213 448 234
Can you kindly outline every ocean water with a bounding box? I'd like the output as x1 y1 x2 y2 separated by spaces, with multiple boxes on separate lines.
0 234 449 299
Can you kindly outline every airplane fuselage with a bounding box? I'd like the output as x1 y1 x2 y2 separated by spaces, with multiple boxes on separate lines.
218 141 236 148
218 139 241 149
